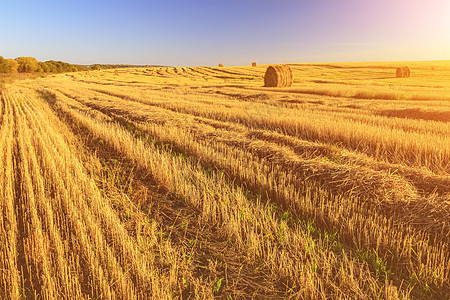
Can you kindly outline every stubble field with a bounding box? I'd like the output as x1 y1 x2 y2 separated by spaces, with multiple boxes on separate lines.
1 62 449 299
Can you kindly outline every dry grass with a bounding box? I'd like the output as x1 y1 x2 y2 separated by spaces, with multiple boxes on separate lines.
1 61 449 299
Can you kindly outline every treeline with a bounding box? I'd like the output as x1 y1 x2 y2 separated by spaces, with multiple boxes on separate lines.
0 56 86 73
1 56 164 74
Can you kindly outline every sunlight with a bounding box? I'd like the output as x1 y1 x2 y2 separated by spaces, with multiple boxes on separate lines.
443 2 450 38
1 1 450 298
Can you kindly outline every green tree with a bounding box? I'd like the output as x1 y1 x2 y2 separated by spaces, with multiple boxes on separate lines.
0 56 9 73
6 59 19 73
90 64 102 70
16 56 40 73
39 62 50 73
45 61 58 73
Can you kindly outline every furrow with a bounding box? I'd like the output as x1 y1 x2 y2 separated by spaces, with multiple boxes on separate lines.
0 91 21 298
46 86 408 299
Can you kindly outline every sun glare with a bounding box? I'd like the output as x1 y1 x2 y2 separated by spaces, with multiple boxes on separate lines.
443 4 450 49
443 2 450 35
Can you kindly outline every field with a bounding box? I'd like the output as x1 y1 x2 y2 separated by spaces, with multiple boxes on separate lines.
0 62 449 299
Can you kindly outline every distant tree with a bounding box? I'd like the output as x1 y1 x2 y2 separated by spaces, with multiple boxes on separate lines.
1 56 82 74
7 59 19 73
16 57 40 73
61 62 71 72
75 65 87 71
0 56 9 73
39 62 50 73
53 61 63 73
36 64 44 73
90 64 102 70
45 60 76 73
45 61 57 73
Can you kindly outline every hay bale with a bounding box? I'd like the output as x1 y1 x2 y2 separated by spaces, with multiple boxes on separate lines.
402 66 410 78
396 66 410 78
114 70 119 75
252 62 257 67
264 65 293 87
218 63 223 67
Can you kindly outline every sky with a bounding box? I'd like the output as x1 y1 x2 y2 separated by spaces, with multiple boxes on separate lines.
1 0 449 66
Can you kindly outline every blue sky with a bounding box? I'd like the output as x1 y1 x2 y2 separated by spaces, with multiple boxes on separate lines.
1 0 449 66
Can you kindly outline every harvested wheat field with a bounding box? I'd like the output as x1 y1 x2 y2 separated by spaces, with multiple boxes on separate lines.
1 62 449 299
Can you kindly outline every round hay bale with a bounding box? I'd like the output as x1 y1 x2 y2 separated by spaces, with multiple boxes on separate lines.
252 62 257 67
264 65 293 87
402 66 410 78
396 67 403 78
218 63 224 67
114 69 119 75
